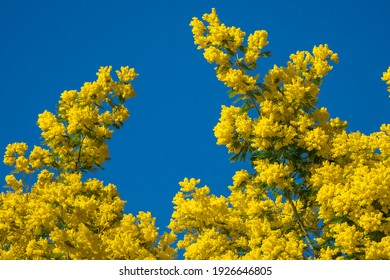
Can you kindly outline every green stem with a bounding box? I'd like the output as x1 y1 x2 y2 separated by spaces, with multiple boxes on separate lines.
249 96 261 116
286 194 317 258
74 135 85 172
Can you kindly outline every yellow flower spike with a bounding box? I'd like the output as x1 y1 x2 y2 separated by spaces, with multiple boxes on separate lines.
234 112 252 141
112 104 130 124
202 8 220 26
231 170 250 188
203 46 230 65
382 66 390 92
15 156 31 173
254 159 292 190
208 23 230 47
5 174 23 190
179 177 201 192
217 68 257 94
115 66 139 83
213 105 240 147
245 30 268 64
226 26 246 52
3 142 29 165
3 143 30 170
189 17 208 49
189 17 206 36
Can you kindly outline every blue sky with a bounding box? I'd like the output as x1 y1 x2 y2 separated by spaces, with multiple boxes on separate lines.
1 0 390 234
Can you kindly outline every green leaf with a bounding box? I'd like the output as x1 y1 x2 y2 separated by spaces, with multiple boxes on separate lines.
226 47 235 57
240 101 252 113
239 45 248 53
313 77 322 86
228 89 238 98
247 63 257 70
260 50 271 58
232 95 245 106
53 253 66 260
366 231 385 242
229 153 240 162
64 241 76 248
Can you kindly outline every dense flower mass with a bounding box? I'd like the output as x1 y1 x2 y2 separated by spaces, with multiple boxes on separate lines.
1 8 389 260
1 67 175 259
170 8 390 259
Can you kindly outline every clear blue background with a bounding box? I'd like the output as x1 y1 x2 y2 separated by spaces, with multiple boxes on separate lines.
1 0 390 235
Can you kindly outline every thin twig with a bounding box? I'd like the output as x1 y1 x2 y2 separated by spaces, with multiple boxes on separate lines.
249 96 261 116
286 195 317 258
74 135 85 172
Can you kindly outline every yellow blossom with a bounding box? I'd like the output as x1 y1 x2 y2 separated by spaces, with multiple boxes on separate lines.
382 66 390 92
245 30 268 64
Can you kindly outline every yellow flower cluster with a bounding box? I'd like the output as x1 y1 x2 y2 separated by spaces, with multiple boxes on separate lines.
190 8 267 94
198 8 344 168
217 68 257 94
245 30 269 64
312 143 390 259
254 159 292 190
382 66 390 92
4 143 53 179
3 142 29 171
170 8 390 259
35 66 137 172
2 8 390 260
190 8 245 53
0 170 175 259
1 67 175 259
213 105 252 153
169 177 306 259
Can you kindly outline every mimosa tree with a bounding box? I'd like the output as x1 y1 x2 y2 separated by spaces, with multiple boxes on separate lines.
1 8 390 260
169 8 390 260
